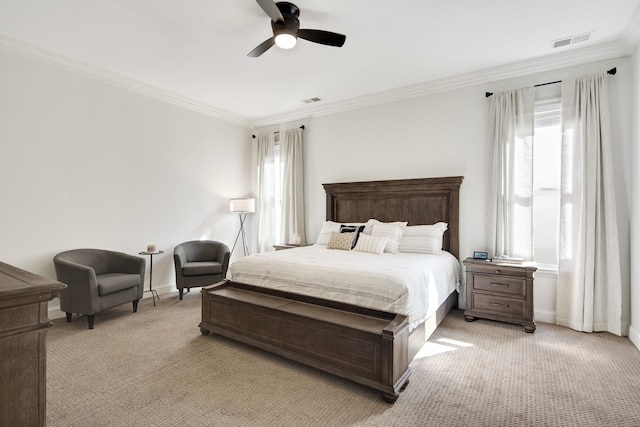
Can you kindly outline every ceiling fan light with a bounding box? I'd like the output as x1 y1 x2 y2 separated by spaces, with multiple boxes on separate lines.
275 33 297 49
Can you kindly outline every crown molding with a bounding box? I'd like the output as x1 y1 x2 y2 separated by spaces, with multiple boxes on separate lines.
0 34 251 127
1 33 635 131
250 40 631 128
621 6 640 53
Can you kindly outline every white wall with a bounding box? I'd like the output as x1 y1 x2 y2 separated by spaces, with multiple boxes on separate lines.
300 85 488 312
630 46 640 349
304 85 489 264
261 56 634 330
0 50 252 314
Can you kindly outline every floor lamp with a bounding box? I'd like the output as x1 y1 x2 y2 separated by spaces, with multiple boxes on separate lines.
230 198 255 257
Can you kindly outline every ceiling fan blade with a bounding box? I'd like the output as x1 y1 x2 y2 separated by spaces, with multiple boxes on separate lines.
247 37 276 57
256 0 284 22
297 29 346 47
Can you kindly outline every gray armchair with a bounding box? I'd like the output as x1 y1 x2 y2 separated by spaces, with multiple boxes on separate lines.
53 249 145 329
173 240 230 300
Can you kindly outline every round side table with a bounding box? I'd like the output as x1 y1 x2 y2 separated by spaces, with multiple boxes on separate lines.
139 250 164 306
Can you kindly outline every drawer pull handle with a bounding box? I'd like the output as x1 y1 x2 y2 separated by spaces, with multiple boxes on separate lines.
489 302 509 308
495 269 501 274
490 282 509 287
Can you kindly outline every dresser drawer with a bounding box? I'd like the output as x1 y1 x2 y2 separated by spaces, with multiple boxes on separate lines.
472 274 526 297
470 293 527 319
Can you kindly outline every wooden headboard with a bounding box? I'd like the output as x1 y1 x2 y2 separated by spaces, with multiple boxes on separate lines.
323 176 463 259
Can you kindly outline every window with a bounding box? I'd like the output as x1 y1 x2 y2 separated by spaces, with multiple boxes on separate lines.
532 94 561 267
256 128 305 251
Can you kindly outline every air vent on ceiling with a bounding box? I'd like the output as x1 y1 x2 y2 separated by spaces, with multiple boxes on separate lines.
303 97 322 104
552 32 591 49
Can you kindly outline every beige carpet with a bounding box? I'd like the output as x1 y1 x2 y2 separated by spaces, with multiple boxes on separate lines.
46 292 640 427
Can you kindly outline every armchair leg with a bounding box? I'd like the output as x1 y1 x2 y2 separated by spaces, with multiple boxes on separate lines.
87 315 95 329
133 299 139 313
179 289 184 300
66 312 72 323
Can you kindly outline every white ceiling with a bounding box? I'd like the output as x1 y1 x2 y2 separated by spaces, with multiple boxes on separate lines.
1 0 639 127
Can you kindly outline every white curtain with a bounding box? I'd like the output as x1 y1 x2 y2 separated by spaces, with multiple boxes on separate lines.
556 73 625 335
280 128 306 245
256 132 277 253
488 87 535 260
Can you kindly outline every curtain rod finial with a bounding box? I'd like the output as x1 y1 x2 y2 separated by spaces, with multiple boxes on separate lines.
608 67 617 76
485 92 493 98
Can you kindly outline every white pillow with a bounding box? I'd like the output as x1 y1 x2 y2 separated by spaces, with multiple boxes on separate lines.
362 219 378 235
370 223 404 253
362 219 408 235
316 221 341 245
398 222 448 254
353 234 388 254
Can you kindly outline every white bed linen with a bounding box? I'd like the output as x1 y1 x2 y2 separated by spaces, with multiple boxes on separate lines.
228 245 460 331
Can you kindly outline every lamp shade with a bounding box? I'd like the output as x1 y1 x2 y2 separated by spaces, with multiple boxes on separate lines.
229 198 255 213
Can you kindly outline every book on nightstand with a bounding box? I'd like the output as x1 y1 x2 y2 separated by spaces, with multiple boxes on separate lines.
492 255 524 264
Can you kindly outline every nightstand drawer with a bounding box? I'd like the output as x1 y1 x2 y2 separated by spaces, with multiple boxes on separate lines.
472 275 526 297
465 262 530 278
470 293 527 319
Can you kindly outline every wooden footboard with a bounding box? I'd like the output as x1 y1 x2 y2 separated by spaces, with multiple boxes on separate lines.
199 280 411 402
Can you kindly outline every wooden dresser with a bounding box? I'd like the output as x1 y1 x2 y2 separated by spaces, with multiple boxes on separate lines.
463 257 537 333
0 261 66 426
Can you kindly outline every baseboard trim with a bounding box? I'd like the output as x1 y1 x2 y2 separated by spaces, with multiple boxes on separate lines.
629 324 640 351
534 309 556 324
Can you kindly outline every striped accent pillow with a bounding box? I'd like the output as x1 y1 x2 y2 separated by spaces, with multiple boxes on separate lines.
327 231 355 250
353 233 388 254
370 223 404 253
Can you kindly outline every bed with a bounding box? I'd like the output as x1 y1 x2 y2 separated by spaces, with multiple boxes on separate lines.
199 176 463 401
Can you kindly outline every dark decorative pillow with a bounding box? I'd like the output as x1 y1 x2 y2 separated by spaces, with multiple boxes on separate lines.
340 224 365 249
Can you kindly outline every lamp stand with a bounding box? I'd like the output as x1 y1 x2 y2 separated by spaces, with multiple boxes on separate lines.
231 212 250 256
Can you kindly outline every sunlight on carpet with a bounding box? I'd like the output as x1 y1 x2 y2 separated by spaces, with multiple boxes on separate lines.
414 337 474 359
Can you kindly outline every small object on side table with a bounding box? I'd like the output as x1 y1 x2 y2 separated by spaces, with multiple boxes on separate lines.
473 251 488 260
138 249 164 306
463 257 537 333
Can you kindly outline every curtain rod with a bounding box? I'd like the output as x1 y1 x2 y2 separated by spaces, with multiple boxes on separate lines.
252 125 305 139
484 67 617 98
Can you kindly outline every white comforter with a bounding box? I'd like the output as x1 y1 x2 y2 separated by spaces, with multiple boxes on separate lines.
228 245 460 331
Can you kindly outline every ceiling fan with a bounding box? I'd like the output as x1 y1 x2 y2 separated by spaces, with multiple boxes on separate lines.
248 0 346 57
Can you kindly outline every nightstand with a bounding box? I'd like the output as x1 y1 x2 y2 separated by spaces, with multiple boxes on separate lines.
463 257 537 333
